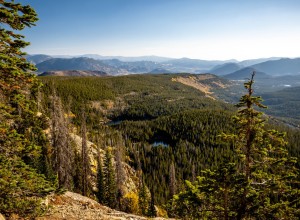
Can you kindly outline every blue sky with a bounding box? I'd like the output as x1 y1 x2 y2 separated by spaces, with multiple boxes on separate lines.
19 0 300 60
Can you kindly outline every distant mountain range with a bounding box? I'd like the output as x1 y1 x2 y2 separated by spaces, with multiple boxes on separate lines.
26 54 52 64
79 54 173 63
28 54 300 77
39 70 108 77
32 54 234 75
210 58 300 79
36 57 130 75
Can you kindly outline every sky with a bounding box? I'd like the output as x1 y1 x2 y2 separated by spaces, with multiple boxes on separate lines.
18 0 300 60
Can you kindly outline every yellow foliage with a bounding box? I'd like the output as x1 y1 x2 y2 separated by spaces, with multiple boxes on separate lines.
156 206 168 218
120 192 139 214
106 146 113 152
64 112 75 118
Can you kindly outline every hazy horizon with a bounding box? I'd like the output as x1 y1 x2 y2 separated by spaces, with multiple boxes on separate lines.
19 0 300 60
28 53 296 63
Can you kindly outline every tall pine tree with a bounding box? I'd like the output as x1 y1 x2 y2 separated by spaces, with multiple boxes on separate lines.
148 188 157 217
115 144 126 209
81 107 90 196
224 72 300 219
138 176 149 216
96 149 104 204
0 1 54 217
103 147 117 208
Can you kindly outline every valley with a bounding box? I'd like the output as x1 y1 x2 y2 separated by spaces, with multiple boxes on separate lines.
39 73 300 208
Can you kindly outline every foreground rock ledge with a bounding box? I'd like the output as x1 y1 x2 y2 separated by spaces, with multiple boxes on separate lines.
37 191 171 220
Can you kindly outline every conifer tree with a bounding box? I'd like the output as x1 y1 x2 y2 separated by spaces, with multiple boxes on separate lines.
81 108 90 196
0 1 54 217
72 150 83 193
115 144 126 209
96 151 104 204
223 72 300 219
147 189 157 217
103 147 117 208
168 160 242 219
138 176 149 215
169 162 177 198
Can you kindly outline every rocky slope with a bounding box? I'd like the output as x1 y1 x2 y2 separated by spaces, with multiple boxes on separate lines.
37 191 171 220
69 133 139 194
172 74 231 98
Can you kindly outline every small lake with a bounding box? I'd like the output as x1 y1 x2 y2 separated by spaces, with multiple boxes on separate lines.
106 120 122 126
152 141 169 147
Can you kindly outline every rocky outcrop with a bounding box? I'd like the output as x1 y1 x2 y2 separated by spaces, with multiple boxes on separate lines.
37 191 170 220
0 214 5 220
70 134 139 195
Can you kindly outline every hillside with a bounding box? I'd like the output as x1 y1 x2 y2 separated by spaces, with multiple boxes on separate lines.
36 57 161 74
261 86 300 121
209 62 243 75
100 59 160 73
223 67 270 80
251 58 300 76
148 68 172 74
171 74 231 98
40 74 233 121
